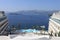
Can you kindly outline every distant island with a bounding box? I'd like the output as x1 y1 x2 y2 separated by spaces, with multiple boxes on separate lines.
9 13 21 15
9 10 58 15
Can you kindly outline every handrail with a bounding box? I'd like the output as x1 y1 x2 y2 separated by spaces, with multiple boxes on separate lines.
0 16 7 22
0 22 8 34
0 19 8 27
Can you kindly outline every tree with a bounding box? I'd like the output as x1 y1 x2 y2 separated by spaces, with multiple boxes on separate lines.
48 14 52 17
17 23 21 30
40 26 45 34
32 26 35 29
58 31 60 36
50 31 53 36
36 25 39 30
25 24 28 29
11 25 16 32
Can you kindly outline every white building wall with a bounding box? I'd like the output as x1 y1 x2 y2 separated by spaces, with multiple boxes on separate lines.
48 11 60 37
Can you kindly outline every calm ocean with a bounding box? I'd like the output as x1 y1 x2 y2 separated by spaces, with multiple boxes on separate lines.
6 12 50 30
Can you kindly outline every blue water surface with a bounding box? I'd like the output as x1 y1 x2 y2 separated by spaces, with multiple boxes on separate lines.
6 12 50 30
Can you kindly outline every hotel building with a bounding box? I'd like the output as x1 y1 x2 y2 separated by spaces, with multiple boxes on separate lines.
48 11 60 37
0 11 8 35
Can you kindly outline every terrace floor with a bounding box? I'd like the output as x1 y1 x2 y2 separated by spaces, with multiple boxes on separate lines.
0 34 60 40
10 32 50 40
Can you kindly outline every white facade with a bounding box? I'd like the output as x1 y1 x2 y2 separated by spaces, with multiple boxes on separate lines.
0 11 8 35
48 11 60 36
0 11 5 17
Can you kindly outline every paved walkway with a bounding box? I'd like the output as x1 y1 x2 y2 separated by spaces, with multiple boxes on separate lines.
0 33 60 40
0 36 10 40
10 33 49 40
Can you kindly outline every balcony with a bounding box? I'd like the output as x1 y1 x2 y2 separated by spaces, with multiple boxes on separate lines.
0 16 7 22
51 18 60 24
0 22 8 35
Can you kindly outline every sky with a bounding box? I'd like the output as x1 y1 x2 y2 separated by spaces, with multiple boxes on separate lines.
0 0 60 12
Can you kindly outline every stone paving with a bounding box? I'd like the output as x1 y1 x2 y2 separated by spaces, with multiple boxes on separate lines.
10 33 50 40
0 33 60 40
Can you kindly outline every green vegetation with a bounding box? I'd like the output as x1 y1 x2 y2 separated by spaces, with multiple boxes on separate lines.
17 23 21 30
48 14 52 17
40 26 46 34
32 25 40 30
50 31 53 36
11 25 16 32
58 32 60 36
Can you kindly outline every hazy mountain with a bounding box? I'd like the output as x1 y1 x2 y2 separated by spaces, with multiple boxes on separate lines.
8 10 59 15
